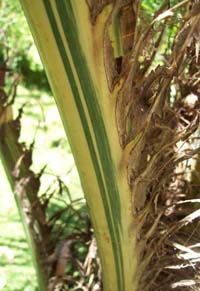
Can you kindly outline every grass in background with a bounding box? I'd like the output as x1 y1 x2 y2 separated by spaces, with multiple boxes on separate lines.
0 162 37 291
0 86 84 290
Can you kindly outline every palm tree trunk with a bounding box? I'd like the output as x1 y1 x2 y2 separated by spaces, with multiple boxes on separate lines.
19 1 200 290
